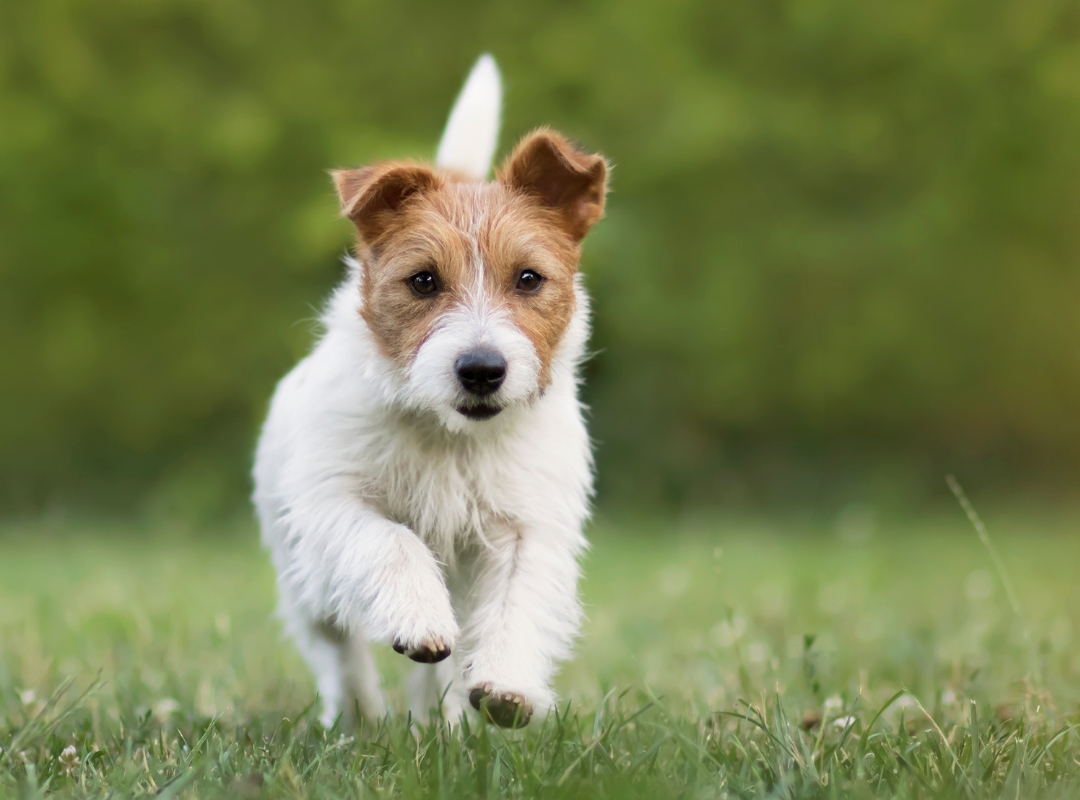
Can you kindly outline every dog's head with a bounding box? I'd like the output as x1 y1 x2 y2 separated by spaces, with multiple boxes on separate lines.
333 128 607 430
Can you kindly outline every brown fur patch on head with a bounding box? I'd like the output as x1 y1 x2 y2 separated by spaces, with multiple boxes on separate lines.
333 130 607 389
476 186 580 385
353 181 476 368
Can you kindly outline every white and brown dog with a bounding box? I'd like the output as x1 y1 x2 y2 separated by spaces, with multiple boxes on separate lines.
253 55 607 728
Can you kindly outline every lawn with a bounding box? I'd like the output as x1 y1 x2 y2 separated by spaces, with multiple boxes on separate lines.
2 505 1079 798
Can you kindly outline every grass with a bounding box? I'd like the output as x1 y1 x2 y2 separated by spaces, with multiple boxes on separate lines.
2 505 1080 797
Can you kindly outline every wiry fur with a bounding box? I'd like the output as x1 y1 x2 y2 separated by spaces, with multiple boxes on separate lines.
253 59 607 728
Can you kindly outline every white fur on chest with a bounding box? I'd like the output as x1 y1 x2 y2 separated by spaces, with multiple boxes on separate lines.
351 397 590 560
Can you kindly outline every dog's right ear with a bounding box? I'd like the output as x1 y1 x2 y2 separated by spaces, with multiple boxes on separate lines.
331 163 442 245
499 128 607 242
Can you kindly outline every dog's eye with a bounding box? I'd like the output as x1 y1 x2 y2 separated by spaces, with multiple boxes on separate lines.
516 269 543 294
408 271 438 297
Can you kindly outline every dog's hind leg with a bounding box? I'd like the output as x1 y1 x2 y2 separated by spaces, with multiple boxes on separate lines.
280 591 386 729
308 621 387 728
405 656 462 726
286 617 351 728
339 630 388 727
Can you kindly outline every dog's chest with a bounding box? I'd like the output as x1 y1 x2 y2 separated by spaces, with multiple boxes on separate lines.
366 426 514 553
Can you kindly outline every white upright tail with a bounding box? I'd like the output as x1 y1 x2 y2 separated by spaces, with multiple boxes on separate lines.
435 54 502 181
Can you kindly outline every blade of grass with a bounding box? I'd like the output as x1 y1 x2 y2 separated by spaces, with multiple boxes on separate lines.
907 691 971 790
946 475 1021 617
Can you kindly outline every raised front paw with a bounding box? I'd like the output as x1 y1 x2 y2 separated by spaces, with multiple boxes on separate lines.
360 531 460 661
380 574 460 660
381 591 458 664
384 601 458 663
468 683 533 728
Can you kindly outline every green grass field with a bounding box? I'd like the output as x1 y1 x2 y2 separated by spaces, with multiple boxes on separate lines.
2 507 1080 798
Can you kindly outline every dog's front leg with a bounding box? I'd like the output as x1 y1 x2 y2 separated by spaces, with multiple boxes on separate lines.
459 520 584 727
282 487 459 663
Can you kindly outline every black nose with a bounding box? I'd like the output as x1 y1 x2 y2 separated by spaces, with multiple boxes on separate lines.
455 349 507 396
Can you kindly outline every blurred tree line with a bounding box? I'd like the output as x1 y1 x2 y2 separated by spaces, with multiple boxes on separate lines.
2 0 1079 517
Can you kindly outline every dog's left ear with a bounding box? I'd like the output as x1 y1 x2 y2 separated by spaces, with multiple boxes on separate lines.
499 128 608 241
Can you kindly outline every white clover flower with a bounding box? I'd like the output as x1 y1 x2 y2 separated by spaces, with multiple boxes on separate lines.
58 745 79 775
895 693 917 709
882 692 922 727
153 698 181 723
832 715 857 729
19 689 36 706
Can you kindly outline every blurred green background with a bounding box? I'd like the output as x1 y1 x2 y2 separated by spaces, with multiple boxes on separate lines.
3 0 1079 518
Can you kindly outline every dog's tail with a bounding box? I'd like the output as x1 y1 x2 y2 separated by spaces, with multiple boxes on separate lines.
435 54 502 181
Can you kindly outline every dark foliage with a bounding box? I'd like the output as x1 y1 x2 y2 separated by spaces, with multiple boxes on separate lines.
3 0 1079 513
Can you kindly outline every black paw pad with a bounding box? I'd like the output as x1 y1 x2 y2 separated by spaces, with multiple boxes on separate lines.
469 685 533 728
392 640 451 663
408 644 451 664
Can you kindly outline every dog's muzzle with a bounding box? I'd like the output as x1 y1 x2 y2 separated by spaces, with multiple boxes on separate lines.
455 349 506 396
455 348 506 420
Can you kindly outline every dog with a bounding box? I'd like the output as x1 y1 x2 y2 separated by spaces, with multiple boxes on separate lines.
253 55 608 729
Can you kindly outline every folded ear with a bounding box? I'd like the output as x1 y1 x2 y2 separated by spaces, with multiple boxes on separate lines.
331 162 442 245
499 128 608 241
